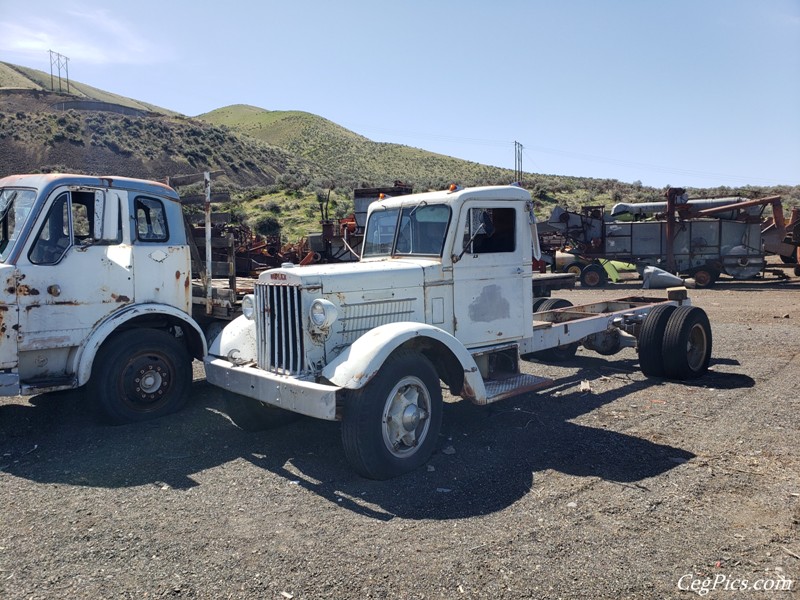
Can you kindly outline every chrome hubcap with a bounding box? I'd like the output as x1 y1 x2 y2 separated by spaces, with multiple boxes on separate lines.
383 376 431 457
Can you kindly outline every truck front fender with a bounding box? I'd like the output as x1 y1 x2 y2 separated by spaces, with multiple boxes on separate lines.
207 314 256 362
73 303 207 387
322 322 487 403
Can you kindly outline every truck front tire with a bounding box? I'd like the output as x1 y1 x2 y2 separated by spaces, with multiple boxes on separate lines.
91 329 192 424
341 350 443 480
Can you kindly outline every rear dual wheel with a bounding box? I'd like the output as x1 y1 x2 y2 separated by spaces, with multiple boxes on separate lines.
662 306 712 379
638 305 712 380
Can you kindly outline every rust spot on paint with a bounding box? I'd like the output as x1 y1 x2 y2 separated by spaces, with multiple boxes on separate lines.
184 276 190 289
111 293 131 303
17 285 40 296
175 270 181 280
7 287 15 295
461 378 476 401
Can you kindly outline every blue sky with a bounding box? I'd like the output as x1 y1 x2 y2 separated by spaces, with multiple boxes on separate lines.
1 0 798 189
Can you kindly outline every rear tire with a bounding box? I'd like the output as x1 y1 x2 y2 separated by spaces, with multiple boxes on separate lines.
662 306 712 380
91 329 191 424
532 297 549 313
637 304 676 377
691 267 719 288
580 263 607 288
564 261 584 277
341 350 442 480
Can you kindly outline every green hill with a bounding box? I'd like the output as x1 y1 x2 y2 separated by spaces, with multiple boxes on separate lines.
198 104 515 191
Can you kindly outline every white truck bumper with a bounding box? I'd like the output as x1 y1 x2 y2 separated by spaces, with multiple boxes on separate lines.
203 357 340 421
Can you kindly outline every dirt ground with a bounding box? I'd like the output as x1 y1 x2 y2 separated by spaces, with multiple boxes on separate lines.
1 265 798 599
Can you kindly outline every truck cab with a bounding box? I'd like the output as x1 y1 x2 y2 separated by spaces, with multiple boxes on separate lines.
0 174 206 422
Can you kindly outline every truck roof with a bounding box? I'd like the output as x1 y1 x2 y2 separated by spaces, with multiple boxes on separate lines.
372 184 531 210
0 173 180 201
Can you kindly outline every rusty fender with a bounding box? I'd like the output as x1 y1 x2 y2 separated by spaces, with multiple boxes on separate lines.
321 322 487 402
70 302 207 387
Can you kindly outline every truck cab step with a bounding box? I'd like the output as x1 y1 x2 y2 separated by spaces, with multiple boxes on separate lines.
484 373 553 404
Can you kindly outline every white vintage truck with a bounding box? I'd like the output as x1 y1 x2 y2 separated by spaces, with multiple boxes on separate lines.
0 173 207 422
205 184 713 479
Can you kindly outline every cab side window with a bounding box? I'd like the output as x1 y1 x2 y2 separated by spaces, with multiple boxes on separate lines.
29 192 98 265
135 197 169 242
465 207 516 254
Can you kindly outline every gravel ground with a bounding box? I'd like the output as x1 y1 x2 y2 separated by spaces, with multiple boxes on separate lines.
1 270 799 599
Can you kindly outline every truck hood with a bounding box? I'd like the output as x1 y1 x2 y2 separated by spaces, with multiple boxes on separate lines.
258 258 430 294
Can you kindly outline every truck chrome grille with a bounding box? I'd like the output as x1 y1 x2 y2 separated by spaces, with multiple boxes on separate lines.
255 282 305 374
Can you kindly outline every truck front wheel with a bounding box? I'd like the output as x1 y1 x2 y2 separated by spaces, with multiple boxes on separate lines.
341 350 443 480
91 329 192 424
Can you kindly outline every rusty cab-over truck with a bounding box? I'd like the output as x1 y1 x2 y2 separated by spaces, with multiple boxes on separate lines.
0 174 207 423
206 184 714 479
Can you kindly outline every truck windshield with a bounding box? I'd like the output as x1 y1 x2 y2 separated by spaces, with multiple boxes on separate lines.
362 203 451 258
0 188 37 262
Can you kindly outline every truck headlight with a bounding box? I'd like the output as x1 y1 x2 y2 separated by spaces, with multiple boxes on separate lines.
242 294 255 320
310 299 338 329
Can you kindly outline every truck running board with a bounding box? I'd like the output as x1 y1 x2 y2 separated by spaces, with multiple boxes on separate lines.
484 373 554 404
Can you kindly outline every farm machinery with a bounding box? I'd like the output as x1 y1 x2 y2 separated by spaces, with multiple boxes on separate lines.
546 188 799 287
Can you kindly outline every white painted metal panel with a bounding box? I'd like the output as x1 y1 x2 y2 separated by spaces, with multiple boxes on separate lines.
16 189 135 378
452 203 530 347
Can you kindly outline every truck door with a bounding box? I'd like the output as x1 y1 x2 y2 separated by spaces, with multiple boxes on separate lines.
130 195 192 314
15 187 133 380
452 203 530 347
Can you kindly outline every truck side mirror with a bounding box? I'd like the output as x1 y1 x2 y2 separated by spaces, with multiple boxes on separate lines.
93 190 120 242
